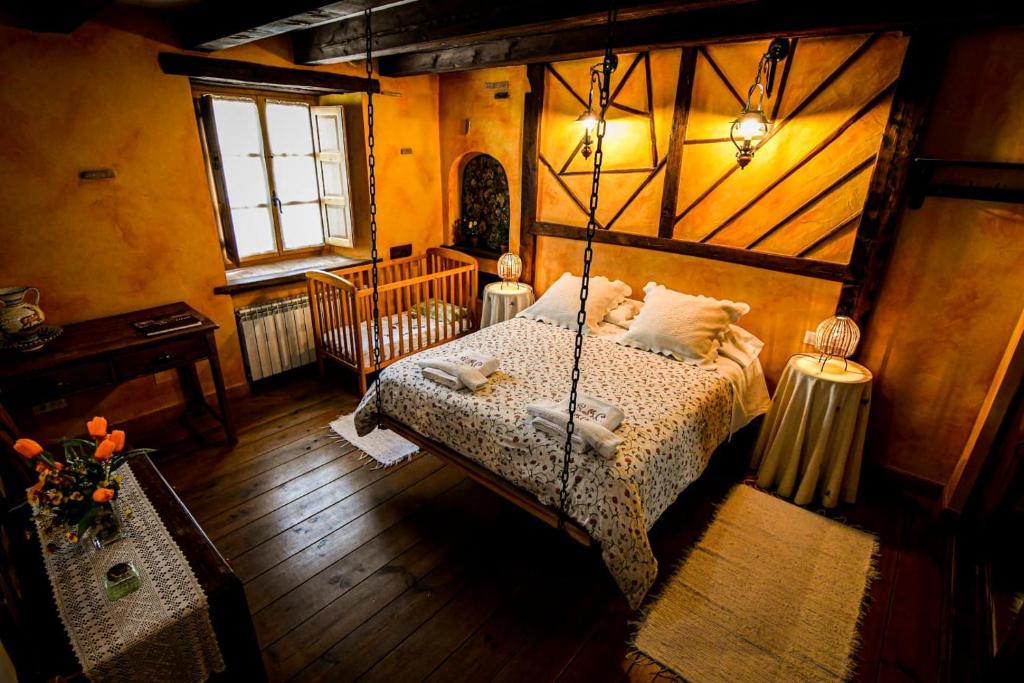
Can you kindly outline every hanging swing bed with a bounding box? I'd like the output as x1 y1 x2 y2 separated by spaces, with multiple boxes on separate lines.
348 6 768 608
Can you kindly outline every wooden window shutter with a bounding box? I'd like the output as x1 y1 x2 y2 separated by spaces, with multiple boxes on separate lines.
197 94 241 266
311 105 355 248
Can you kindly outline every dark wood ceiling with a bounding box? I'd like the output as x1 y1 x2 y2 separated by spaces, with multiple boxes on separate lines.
7 0 1022 74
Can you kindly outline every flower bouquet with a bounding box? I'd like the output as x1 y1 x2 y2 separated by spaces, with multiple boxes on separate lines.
15 416 155 547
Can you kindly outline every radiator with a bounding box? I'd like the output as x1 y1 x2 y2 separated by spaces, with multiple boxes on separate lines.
236 295 316 382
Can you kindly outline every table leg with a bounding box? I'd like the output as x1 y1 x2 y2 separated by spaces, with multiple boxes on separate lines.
205 331 237 445
177 363 205 418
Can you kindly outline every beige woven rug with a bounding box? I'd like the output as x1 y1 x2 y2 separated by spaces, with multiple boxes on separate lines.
634 485 877 682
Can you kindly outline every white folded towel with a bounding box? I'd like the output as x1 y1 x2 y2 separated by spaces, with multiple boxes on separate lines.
417 350 500 391
526 393 624 458
421 367 462 390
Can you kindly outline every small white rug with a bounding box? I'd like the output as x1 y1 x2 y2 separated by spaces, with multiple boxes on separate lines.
634 485 878 683
329 413 419 467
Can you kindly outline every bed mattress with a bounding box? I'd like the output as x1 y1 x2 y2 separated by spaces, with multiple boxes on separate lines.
354 317 768 607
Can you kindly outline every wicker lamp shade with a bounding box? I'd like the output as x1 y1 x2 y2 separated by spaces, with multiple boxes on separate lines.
497 252 523 286
814 315 861 359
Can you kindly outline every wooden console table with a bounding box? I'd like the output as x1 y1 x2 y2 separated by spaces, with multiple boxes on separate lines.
0 302 236 443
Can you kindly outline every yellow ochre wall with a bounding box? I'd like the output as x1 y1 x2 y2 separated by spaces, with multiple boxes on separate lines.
0 10 442 436
437 67 529 274
859 27 1024 486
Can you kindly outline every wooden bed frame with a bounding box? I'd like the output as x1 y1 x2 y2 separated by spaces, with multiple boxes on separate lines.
307 248 478 393
381 415 594 547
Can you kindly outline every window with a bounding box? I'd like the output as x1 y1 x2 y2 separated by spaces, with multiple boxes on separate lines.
196 91 354 265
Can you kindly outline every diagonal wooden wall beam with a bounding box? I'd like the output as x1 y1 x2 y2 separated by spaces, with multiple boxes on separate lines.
746 153 877 249
839 31 952 326
770 37 798 120
698 46 745 106
658 48 698 238
798 211 862 257
644 53 659 166
605 159 668 230
539 154 606 228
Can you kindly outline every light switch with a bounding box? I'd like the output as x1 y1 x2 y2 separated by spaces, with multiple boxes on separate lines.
803 330 817 345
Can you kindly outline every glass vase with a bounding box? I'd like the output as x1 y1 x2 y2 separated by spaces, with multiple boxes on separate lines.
87 503 124 550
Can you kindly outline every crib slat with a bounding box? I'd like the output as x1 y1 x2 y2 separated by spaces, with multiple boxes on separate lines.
387 287 397 362
404 279 414 353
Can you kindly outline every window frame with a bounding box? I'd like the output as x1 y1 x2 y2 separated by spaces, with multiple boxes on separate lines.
194 86 344 268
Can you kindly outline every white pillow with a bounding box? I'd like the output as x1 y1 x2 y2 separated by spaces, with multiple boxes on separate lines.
517 272 630 334
718 324 764 368
617 283 749 368
604 298 642 328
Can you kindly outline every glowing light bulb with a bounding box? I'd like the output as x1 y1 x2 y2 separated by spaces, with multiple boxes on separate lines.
576 110 597 134
736 111 768 141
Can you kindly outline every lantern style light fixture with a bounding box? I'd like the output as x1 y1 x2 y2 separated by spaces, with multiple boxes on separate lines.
497 251 523 289
730 38 790 169
576 54 619 159
813 314 861 371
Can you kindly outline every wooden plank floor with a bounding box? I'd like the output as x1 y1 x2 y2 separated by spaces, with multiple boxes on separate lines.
145 370 950 683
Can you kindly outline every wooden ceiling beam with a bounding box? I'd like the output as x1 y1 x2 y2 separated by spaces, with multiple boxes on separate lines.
158 53 380 94
373 2 1020 76
294 0 750 65
182 0 409 52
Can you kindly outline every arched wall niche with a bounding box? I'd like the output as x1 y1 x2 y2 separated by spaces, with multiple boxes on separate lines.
448 152 510 256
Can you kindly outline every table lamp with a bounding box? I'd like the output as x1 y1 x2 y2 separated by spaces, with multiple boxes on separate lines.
814 315 861 371
497 252 523 290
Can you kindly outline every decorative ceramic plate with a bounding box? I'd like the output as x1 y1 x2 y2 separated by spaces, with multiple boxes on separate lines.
0 324 63 352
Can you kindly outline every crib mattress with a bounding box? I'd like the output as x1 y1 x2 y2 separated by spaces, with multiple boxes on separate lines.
354 317 766 607
328 311 462 364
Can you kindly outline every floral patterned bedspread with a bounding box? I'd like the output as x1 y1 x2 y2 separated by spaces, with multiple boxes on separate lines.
353 317 733 607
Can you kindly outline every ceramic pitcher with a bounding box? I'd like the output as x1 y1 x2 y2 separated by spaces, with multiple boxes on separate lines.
0 286 45 337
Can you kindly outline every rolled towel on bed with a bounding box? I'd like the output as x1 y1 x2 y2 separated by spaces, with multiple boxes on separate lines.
417 350 500 391
526 393 624 458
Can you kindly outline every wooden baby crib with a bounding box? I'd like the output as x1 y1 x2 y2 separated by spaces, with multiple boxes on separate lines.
306 248 478 393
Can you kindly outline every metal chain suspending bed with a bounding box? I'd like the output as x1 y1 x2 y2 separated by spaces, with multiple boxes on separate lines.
559 3 618 525
365 8 384 429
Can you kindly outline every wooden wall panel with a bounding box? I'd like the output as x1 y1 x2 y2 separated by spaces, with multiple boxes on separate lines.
674 33 907 262
535 33 908 271
536 50 680 234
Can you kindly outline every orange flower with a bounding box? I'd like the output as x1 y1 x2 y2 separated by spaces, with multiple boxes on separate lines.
86 416 108 439
109 430 126 453
94 438 116 461
92 488 115 503
14 438 43 459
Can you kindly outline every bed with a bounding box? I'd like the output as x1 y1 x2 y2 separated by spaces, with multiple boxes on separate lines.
353 316 770 607
307 248 478 393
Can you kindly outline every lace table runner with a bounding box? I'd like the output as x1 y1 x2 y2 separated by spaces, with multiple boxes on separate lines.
35 466 225 682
